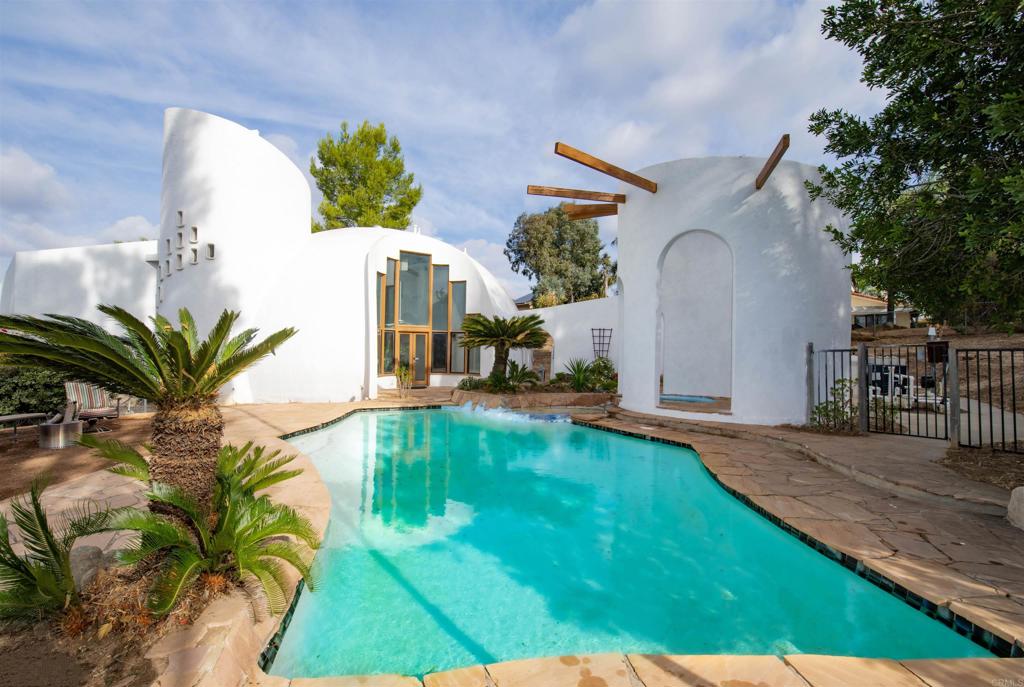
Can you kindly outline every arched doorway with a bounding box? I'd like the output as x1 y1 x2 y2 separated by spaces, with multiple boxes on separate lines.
657 231 733 412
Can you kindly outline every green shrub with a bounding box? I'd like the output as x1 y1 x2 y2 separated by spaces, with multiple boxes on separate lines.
809 378 856 431
563 358 595 392
456 377 487 391
0 366 69 415
505 361 540 391
589 356 618 392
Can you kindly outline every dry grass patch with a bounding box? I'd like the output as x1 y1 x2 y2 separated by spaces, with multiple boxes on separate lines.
939 447 1024 491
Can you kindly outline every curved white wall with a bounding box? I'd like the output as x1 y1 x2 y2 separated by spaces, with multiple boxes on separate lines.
616 157 849 425
0 241 157 329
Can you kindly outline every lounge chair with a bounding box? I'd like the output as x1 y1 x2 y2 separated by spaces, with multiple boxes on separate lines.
64 382 120 429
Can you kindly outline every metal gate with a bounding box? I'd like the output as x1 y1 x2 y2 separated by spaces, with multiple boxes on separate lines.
956 348 1023 453
810 342 1023 451
860 343 948 440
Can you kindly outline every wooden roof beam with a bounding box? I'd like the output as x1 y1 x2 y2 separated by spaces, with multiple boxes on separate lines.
755 134 790 190
554 142 657 193
561 202 618 220
527 185 626 204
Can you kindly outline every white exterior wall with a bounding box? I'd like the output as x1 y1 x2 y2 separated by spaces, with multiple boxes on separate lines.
616 157 849 425
530 296 620 377
0 241 157 329
243 228 518 404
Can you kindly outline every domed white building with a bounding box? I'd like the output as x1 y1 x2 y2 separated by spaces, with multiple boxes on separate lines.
2 108 850 425
2 108 519 404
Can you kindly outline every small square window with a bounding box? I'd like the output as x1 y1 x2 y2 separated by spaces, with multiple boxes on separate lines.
190 226 198 243
176 254 183 270
206 243 216 260
176 231 184 248
190 248 198 265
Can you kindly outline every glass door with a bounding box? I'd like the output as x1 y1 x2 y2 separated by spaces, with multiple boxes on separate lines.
398 331 430 387
413 333 428 386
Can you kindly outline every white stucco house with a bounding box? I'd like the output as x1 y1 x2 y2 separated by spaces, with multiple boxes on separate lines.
2 107 849 425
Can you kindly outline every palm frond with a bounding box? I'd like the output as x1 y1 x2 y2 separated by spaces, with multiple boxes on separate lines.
237 556 289 615
252 541 315 589
107 509 194 565
78 435 150 481
10 481 67 583
146 484 210 551
148 548 207 615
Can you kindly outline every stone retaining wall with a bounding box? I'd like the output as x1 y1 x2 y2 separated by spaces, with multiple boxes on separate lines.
451 389 615 409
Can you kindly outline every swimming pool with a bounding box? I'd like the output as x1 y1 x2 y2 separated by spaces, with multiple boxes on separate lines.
660 393 716 403
268 408 987 677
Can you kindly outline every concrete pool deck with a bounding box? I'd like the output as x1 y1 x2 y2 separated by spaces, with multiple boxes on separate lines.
3 400 1023 686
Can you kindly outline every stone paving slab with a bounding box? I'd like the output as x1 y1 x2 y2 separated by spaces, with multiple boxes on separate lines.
901 657 1024 686
629 654 809 687
783 655 927 687
486 653 633 687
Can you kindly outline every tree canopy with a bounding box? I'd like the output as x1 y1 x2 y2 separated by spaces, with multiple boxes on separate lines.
504 206 616 305
808 0 1023 328
310 120 423 231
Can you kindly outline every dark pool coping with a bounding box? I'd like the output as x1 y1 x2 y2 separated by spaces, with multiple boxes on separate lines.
259 405 1019 675
572 417 1021 659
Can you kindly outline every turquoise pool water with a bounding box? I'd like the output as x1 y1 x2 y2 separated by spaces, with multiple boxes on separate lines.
661 394 716 403
269 408 987 677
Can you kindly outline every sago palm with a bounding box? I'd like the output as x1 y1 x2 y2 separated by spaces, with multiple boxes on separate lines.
461 313 547 378
0 481 116 621
0 306 296 510
109 474 318 615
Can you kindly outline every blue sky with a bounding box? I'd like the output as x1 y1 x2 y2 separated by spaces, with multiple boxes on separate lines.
0 0 882 296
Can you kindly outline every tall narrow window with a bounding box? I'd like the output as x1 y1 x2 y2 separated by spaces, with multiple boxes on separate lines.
468 345 480 375
385 259 396 329
177 231 184 248
190 248 198 265
450 333 465 373
431 332 448 373
450 282 467 331
382 331 395 373
431 266 449 330
206 244 216 260
190 226 198 243
398 252 429 326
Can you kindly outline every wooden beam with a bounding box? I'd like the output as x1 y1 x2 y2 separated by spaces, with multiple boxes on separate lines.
561 202 618 220
554 142 657 193
755 134 790 190
527 185 626 204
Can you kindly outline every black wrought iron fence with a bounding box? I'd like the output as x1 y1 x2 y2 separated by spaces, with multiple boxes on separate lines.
957 348 1023 453
862 343 949 440
812 347 856 431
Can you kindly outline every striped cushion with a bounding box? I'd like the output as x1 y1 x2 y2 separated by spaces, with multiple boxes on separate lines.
65 382 110 410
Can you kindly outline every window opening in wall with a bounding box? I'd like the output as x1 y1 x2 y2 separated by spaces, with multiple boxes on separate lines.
376 258 479 378
177 231 184 248
176 253 183 270
177 210 184 227
165 238 171 254
190 248 198 265
190 226 198 243
164 260 170 276
206 244 216 260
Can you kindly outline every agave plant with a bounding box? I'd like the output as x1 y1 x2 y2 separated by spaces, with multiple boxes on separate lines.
0 481 115 621
0 306 296 511
564 358 596 392
505 360 540 391
461 313 547 378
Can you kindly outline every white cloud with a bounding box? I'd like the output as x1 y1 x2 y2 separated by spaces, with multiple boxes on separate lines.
0 147 70 215
95 215 157 242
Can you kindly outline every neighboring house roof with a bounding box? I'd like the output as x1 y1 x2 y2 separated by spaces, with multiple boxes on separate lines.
515 293 534 309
